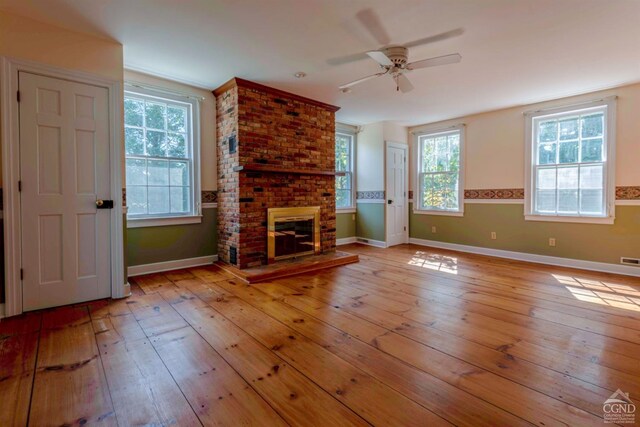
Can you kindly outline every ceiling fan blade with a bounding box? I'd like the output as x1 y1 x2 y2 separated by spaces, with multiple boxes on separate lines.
339 71 388 90
406 53 462 70
366 50 393 66
396 74 414 93
356 8 391 45
403 28 464 49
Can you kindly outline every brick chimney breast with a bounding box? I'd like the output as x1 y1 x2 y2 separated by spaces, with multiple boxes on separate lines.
214 78 340 269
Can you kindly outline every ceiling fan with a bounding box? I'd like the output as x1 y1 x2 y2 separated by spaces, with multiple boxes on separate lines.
337 9 463 93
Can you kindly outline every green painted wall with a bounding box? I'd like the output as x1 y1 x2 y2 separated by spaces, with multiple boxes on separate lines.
356 202 385 242
336 212 356 239
410 203 640 265
127 208 218 267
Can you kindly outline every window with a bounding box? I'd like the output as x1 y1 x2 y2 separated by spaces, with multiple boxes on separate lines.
415 126 464 215
526 98 615 223
124 86 201 226
336 132 355 210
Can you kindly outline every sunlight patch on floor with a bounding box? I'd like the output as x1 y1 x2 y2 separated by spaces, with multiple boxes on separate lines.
408 251 458 274
553 274 640 311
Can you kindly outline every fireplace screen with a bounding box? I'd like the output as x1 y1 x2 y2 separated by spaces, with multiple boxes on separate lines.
268 207 321 263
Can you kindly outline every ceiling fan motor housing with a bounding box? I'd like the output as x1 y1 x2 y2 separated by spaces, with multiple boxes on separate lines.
384 46 409 67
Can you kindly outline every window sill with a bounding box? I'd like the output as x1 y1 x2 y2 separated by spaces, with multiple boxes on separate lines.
337 208 356 214
127 215 203 228
525 214 614 225
413 209 464 217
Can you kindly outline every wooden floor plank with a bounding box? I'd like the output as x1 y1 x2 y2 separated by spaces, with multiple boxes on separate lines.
29 306 116 426
127 293 290 426
4 243 639 426
90 301 202 426
0 313 41 427
208 275 607 427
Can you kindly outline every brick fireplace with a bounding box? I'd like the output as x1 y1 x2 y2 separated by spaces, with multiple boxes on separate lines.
214 78 340 269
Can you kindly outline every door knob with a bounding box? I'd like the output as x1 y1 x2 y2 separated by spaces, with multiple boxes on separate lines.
388 199 393 204
96 199 114 209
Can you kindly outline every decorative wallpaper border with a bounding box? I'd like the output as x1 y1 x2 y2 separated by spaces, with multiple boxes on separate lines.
357 191 385 200
465 188 525 200
616 186 640 200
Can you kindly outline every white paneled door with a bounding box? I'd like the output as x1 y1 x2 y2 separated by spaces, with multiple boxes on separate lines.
386 144 408 247
20 72 111 311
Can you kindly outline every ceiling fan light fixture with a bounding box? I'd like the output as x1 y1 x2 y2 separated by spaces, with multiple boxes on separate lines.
294 71 307 78
340 87 353 93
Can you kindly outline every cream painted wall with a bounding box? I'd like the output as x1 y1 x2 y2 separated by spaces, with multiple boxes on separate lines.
409 82 640 190
124 70 217 190
382 121 408 146
0 10 124 187
356 122 384 191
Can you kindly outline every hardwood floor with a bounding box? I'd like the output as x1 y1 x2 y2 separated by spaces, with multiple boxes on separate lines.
1 243 639 426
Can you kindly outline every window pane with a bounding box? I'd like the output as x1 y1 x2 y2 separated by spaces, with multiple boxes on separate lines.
422 139 436 172
537 168 556 189
335 137 349 172
559 118 579 141
558 141 578 163
580 190 603 214
145 102 165 130
336 189 351 208
125 158 146 186
449 137 460 172
336 174 350 190
148 186 170 214
124 98 144 127
170 187 189 213
579 164 603 189
538 120 557 142
435 137 448 172
167 106 187 132
170 161 189 186
125 127 144 156
146 130 166 157
558 190 578 213
148 159 169 185
557 166 578 189
538 143 556 165
128 186 147 215
535 189 556 213
445 174 459 210
581 113 603 138
167 133 187 158
581 138 603 162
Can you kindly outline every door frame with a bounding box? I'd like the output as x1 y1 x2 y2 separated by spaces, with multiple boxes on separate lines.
384 141 409 246
1 57 126 317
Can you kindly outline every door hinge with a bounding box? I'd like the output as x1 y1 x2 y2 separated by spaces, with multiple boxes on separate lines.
20 269 23 280
17 91 20 102
18 180 22 192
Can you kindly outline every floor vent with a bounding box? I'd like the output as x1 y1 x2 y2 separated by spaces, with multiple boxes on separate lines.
620 257 640 266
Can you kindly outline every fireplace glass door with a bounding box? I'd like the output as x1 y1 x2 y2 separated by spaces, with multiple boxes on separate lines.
274 218 315 259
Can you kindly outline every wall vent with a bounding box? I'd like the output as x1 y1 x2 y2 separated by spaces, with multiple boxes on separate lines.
620 257 640 266
229 246 237 265
357 238 369 244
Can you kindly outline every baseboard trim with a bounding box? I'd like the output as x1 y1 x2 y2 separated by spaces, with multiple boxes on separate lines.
336 237 357 245
408 238 640 277
128 255 218 277
356 237 387 248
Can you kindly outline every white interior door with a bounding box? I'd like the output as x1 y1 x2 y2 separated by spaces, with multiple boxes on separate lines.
386 144 408 247
20 72 111 311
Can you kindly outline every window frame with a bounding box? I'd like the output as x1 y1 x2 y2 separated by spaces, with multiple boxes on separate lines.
413 125 465 216
524 97 616 224
335 130 356 213
124 85 202 228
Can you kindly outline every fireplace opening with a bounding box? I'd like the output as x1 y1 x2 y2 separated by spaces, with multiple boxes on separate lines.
268 207 321 263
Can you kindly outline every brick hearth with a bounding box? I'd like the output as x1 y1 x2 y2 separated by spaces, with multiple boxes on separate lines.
214 78 340 269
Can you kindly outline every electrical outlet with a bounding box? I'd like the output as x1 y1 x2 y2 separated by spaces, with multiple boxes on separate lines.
549 237 556 247
431 226 437 233
351 214 355 221
491 232 497 240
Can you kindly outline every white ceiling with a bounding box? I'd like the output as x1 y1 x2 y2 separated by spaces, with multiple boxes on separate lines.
2 0 640 126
